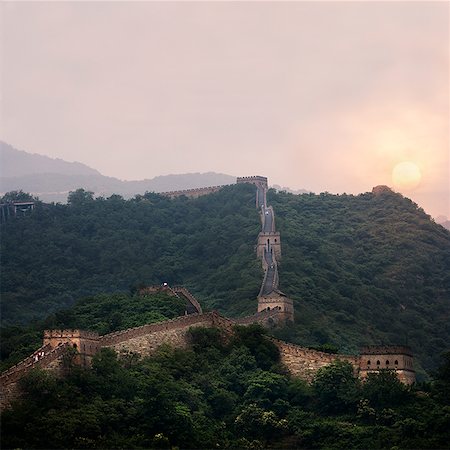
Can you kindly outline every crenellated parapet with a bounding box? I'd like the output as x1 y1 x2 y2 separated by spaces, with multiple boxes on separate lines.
43 329 100 361
359 345 415 384
236 176 268 189
172 286 203 314
161 185 227 199
0 311 416 411
138 284 202 315
257 293 294 323
257 232 281 261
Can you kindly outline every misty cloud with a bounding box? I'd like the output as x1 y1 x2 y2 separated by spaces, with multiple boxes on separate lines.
1 1 448 216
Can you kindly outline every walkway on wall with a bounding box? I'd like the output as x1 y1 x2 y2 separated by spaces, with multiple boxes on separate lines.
260 249 277 296
258 191 279 296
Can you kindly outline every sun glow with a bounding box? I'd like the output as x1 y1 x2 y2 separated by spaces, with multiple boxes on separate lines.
392 161 422 190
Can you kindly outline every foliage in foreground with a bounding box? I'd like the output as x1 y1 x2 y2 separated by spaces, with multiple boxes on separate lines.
1 327 450 450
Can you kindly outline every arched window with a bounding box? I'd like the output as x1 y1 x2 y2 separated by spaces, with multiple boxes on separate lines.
386 360 389 366
367 360 371 365
376 360 380 366
394 360 399 365
73 343 77 349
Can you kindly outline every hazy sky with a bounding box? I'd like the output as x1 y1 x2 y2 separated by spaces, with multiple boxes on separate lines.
1 1 449 217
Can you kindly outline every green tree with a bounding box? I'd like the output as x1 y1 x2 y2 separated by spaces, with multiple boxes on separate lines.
361 369 412 410
312 360 360 414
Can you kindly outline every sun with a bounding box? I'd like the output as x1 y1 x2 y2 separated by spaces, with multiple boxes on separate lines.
392 161 422 190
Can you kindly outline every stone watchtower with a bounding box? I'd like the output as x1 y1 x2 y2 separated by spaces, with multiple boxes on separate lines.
257 232 281 261
43 329 100 367
359 345 415 384
257 291 294 322
237 176 268 207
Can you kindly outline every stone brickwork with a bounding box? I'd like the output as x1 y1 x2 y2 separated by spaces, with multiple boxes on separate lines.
172 286 203 314
258 294 294 323
0 343 70 410
236 176 268 189
161 185 226 199
359 345 415 385
0 311 416 411
44 329 100 367
139 285 203 314
100 313 220 355
257 232 281 261
273 338 360 382
240 176 292 323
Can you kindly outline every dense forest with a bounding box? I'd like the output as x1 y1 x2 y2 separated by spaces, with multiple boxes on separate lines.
2 324 450 449
1 184 449 377
0 291 187 372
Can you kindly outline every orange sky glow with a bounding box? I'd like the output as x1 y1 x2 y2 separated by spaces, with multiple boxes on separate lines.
1 1 448 217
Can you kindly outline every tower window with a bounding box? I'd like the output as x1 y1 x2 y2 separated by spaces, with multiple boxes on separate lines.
394 360 399 365
376 360 380 366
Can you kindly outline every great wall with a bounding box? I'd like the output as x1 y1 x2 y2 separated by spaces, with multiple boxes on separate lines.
0 177 416 410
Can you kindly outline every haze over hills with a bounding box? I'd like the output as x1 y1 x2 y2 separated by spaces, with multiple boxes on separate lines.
0 142 236 202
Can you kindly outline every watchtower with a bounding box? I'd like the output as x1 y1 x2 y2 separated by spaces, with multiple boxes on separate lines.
257 292 294 323
236 176 268 189
359 345 415 385
257 232 281 261
237 176 268 207
43 329 100 366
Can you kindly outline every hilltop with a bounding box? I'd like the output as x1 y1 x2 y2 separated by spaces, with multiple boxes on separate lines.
0 142 236 202
1 183 449 376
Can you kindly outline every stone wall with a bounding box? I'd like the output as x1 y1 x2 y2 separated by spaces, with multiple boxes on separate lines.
161 185 226 199
273 338 360 382
257 294 294 323
172 286 203 314
359 345 415 384
236 176 268 189
0 343 70 410
101 312 235 357
257 232 281 260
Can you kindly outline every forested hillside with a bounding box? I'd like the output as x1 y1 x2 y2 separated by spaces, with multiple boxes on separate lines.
1 184 449 376
269 188 450 376
1 184 262 324
2 326 450 449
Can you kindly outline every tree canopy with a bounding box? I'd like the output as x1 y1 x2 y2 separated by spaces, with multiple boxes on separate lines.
2 327 449 449
1 184 449 375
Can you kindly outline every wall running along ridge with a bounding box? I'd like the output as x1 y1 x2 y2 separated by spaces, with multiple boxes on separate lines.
0 176 415 410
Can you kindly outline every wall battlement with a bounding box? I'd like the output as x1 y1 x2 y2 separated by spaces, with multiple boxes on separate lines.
43 329 99 341
360 345 413 356
257 232 281 260
161 185 227 199
138 285 202 314
0 310 416 411
236 176 268 189
0 174 417 412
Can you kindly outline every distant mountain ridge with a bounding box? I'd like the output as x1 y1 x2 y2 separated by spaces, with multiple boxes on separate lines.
0 142 236 202
0 142 100 177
